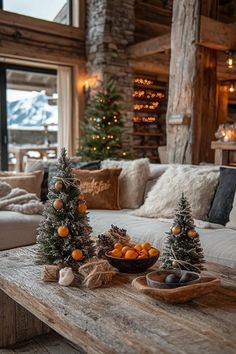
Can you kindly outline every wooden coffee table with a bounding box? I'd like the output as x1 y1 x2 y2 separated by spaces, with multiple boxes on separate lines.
0 246 236 354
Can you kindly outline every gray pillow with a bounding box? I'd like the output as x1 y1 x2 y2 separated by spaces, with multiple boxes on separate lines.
208 167 236 225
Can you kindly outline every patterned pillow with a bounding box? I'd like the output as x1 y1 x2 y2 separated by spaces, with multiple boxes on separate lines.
73 168 122 209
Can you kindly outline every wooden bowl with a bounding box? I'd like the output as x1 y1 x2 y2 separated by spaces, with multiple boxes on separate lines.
105 253 159 273
146 269 200 289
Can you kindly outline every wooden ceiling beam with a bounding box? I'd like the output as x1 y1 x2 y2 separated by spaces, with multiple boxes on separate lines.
130 58 169 76
127 33 170 59
200 15 236 51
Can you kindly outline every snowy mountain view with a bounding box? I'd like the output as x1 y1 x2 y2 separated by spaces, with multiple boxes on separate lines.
7 90 58 129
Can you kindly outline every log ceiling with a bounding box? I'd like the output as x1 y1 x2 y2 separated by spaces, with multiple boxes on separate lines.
132 0 236 81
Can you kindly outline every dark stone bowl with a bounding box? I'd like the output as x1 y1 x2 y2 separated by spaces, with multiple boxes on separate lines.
105 252 159 273
146 270 200 289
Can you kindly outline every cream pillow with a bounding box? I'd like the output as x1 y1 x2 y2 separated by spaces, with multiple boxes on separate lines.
101 158 150 209
132 165 219 220
0 170 43 197
226 193 236 229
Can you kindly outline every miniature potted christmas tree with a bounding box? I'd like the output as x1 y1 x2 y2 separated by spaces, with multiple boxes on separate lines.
160 193 205 273
37 148 95 267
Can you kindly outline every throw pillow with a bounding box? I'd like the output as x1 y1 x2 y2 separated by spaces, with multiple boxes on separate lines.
131 165 219 220
73 168 121 209
101 158 150 209
0 170 43 197
226 192 236 230
208 167 236 225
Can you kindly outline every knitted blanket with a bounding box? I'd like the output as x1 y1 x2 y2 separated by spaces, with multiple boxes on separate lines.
0 182 44 214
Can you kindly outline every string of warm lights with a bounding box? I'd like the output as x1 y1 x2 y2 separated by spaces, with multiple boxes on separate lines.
134 102 159 111
133 116 157 123
133 90 165 99
134 78 153 86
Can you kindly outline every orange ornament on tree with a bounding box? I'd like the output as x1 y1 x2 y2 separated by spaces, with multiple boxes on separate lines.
78 203 87 213
71 249 83 261
57 226 69 237
55 181 63 191
53 199 63 210
187 229 197 238
171 225 181 236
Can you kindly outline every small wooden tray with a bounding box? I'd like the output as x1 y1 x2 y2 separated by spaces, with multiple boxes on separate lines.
132 275 221 304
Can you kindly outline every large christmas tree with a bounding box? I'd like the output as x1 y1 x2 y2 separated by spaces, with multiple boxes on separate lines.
78 80 127 160
37 148 95 266
160 194 205 273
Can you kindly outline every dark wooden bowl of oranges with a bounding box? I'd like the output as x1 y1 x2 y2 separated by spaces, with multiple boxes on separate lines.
106 242 160 273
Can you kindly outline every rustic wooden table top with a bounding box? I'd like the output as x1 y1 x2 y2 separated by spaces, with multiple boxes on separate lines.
0 245 236 354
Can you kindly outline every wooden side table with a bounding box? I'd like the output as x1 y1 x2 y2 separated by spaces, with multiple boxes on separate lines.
211 141 236 165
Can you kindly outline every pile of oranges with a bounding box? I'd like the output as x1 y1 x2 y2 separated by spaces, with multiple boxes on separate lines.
108 242 160 260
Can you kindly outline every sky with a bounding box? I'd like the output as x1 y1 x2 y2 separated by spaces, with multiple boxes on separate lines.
7 89 44 102
4 0 67 21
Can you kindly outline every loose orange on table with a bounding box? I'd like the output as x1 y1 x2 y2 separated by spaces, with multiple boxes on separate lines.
57 226 69 238
72 249 83 261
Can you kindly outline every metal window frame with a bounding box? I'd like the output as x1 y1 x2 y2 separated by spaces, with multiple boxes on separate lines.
0 63 57 170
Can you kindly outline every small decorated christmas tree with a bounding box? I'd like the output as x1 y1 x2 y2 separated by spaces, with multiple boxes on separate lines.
78 80 128 160
160 194 205 273
37 148 95 266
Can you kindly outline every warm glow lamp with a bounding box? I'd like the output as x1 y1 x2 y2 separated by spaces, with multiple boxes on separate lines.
226 51 234 69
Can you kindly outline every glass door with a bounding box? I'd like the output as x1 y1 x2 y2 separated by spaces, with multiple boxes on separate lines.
0 64 58 171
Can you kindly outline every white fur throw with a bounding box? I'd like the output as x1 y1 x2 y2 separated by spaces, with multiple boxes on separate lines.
101 158 150 209
131 165 220 220
0 182 43 214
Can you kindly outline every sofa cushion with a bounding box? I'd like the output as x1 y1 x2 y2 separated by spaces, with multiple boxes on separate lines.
0 211 41 250
226 192 236 230
208 167 236 226
132 165 219 220
25 158 101 201
73 168 121 210
0 170 43 197
101 158 150 209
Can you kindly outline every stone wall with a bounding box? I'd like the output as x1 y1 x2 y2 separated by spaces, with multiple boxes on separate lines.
86 0 135 134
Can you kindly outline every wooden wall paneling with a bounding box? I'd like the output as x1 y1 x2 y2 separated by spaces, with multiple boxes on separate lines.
127 33 170 59
0 11 85 65
216 83 228 125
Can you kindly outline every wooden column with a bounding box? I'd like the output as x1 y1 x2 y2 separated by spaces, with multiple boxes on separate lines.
166 0 218 164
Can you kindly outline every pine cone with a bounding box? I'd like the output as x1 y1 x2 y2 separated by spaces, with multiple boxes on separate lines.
95 233 114 258
109 224 130 245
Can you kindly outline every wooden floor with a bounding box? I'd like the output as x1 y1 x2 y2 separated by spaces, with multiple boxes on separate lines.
0 332 84 354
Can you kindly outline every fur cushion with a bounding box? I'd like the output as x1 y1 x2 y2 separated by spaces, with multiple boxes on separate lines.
132 165 219 220
101 158 150 209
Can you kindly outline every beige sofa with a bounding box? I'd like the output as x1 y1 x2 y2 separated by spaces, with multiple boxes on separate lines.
0 163 236 268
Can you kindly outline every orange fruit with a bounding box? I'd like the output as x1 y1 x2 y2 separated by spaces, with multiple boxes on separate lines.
121 245 130 255
124 249 137 259
139 249 149 257
148 248 160 257
78 203 87 213
72 249 83 261
53 199 64 210
138 254 148 259
141 242 152 251
114 242 123 250
134 244 142 252
57 226 69 237
111 248 122 258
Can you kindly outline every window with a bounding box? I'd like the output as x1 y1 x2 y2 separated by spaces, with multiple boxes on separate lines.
1 0 72 25
0 64 58 171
